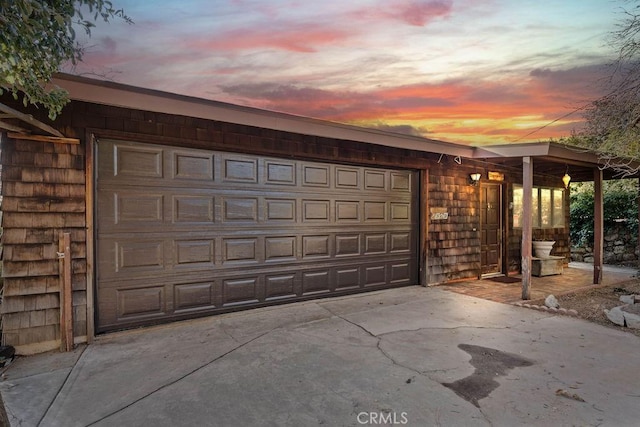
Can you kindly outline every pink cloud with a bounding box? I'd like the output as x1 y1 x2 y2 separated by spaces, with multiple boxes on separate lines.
355 0 453 26
394 0 453 26
190 24 353 53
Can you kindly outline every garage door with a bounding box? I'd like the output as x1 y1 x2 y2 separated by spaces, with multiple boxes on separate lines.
96 139 418 332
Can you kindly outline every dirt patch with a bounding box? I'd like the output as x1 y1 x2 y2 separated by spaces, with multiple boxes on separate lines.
528 279 640 338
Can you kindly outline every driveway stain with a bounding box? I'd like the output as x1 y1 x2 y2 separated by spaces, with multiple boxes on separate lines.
442 344 534 407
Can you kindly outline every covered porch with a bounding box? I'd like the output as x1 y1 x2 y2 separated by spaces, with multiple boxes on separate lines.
473 142 640 299
439 262 638 304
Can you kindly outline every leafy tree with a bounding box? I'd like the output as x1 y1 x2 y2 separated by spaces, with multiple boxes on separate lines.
0 0 131 119
570 1 640 176
570 184 595 246
570 179 639 247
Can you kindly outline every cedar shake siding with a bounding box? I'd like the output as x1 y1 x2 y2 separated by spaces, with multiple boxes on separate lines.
1 137 87 352
427 161 482 284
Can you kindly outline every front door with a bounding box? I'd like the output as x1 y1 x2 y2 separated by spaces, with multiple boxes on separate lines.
480 183 502 276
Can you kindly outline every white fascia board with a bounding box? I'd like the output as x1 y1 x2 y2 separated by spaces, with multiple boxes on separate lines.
472 142 551 158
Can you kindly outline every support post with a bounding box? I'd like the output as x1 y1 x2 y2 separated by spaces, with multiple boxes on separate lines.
59 232 73 352
521 157 533 300
593 168 603 284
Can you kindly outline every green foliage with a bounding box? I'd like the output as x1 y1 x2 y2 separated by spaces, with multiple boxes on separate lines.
570 180 639 246
570 185 594 246
0 0 131 119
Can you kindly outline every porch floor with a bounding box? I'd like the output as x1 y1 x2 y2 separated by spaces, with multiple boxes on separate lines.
437 262 639 304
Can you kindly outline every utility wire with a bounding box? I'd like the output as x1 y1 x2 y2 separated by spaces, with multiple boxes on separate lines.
511 103 589 143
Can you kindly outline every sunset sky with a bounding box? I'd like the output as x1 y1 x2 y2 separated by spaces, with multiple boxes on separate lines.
71 0 625 145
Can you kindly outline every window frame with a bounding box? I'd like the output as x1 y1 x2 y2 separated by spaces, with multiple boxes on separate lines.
513 184 565 229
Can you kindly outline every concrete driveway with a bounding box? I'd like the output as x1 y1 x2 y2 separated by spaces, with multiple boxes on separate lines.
2 286 640 426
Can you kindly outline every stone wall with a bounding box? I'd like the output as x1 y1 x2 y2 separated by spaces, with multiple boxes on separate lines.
571 223 639 266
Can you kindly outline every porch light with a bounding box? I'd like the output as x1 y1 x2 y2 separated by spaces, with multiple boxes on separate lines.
562 166 571 189
469 172 481 186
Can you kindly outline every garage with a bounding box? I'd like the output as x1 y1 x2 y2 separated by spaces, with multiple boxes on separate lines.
96 139 418 332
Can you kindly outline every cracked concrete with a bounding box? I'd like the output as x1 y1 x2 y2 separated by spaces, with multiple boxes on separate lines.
2 286 640 426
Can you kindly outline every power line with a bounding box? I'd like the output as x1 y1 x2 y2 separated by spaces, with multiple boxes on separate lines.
511 103 589 143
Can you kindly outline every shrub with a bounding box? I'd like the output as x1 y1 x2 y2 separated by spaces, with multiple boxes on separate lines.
570 180 638 247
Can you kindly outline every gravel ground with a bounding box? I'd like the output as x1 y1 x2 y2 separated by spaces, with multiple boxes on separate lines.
529 279 640 338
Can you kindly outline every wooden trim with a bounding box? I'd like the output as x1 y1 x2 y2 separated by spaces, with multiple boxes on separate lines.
479 181 504 277
419 168 429 286
85 132 96 342
87 128 432 170
7 132 79 144
0 101 64 137
13 340 60 356
0 119 29 133
59 232 73 352
501 182 509 276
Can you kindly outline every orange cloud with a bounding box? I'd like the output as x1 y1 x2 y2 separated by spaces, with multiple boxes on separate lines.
217 64 606 145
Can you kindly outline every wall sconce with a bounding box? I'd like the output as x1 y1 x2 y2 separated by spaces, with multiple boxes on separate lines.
562 166 571 189
469 172 481 186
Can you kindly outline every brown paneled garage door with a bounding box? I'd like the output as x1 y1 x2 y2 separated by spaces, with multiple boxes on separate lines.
96 139 418 332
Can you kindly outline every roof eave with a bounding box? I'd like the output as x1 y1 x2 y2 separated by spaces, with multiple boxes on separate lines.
52 73 474 158
472 142 551 158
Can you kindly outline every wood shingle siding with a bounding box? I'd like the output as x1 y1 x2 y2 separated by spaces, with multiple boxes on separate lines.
1 137 87 354
427 162 482 284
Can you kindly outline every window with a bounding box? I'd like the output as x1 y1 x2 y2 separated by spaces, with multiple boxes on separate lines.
513 185 565 228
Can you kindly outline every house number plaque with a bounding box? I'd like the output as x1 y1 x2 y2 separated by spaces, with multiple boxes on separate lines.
488 171 504 181
430 207 449 220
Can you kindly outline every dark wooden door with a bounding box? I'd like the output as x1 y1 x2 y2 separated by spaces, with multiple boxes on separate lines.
480 183 502 276
95 139 418 332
